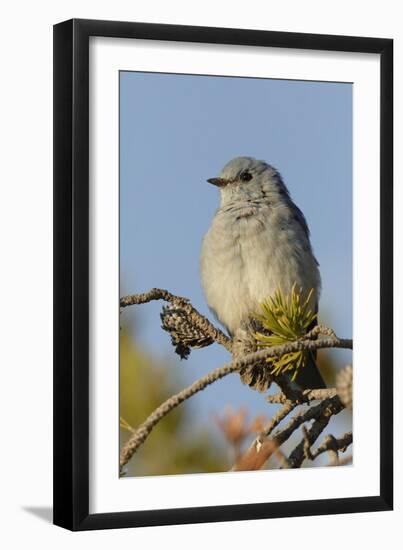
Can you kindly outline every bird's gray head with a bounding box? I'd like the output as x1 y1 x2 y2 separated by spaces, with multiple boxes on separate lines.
207 156 289 206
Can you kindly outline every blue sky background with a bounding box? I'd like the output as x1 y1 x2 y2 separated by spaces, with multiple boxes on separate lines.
120 71 352 444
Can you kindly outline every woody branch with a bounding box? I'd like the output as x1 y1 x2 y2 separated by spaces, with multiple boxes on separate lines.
119 289 353 472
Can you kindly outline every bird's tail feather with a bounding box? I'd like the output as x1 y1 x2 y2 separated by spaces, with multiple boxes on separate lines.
291 351 326 390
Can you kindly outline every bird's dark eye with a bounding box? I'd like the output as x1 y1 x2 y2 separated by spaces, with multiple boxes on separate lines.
240 170 253 182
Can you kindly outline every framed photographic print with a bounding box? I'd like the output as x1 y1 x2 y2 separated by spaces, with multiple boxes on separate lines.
53 19 393 530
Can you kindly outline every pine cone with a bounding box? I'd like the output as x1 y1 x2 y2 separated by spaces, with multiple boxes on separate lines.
233 327 273 393
160 305 213 359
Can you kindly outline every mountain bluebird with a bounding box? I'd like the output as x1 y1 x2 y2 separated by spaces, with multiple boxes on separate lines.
200 156 325 389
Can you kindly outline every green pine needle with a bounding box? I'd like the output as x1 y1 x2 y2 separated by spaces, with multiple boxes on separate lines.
253 284 317 381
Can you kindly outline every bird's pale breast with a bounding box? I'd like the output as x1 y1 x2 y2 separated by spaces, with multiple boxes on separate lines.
200 202 320 335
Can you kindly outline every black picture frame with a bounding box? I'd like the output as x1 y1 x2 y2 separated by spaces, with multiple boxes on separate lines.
53 18 393 531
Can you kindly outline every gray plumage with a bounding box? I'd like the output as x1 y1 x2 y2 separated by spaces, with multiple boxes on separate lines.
200 156 325 390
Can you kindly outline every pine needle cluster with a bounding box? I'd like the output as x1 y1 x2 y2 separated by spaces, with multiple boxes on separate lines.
253 284 317 381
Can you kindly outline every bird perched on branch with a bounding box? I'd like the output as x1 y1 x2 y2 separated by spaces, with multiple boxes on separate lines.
200 156 325 390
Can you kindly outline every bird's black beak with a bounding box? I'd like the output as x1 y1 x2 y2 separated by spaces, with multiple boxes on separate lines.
207 177 226 187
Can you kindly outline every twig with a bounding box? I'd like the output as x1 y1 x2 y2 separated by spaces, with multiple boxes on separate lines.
120 288 233 352
121 338 351 469
302 425 313 460
287 398 344 468
262 400 297 436
230 338 352 378
274 396 343 448
232 395 343 471
266 388 337 404
120 290 353 359
305 325 337 339
310 431 353 461
119 362 237 469
266 387 338 404
119 289 353 469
